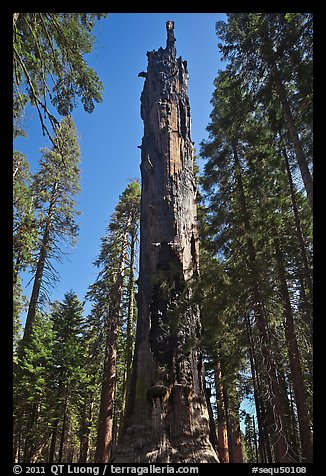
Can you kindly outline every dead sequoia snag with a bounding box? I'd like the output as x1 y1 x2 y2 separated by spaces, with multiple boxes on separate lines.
114 22 219 463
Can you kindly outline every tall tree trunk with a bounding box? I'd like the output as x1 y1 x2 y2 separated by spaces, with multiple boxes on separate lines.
119 229 136 438
95 222 130 463
214 360 229 463
273 234 313 462
16 432 22 462
288 380 301 458
78 399 92 463
79 437 89 463
245 315 269 463
23 182 58 341
233 145 291 463
22 403 37 462
266 318 301 460
232 418 244 463
247 313 274 463
283 146 312 292
204 383 219 453
269 60 313 208
255 377 273 462
49 421 58 463
114 21 219 463
276 365 300 461
252 416 259 463
58 394 68 463
282 144 313 334
223 384 234 463
13 195 35 288
13 407 24 463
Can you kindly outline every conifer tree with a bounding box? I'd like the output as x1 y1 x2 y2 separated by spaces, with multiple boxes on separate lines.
76 311 106 462
244 413 258 463
13 312 54 462
23 116 81 342
86 180 140 463
48 291 86 463
215 13 313 208
200 52 312 461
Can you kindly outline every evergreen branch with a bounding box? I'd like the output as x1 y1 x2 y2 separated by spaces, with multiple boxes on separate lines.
13 43 59 142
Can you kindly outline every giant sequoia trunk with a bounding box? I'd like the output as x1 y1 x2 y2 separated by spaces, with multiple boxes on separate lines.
114 22 219 463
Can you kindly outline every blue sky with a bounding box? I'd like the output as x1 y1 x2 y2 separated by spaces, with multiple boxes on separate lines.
15 13 227 319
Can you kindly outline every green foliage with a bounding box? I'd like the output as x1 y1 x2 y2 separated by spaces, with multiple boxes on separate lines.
243 413 258 463
215 13 313 168
86 180 141 453
13 311 55 462
13 13 108 140
13 151 38 279
14 292 89 463
30 116 81 305
199 13 313 463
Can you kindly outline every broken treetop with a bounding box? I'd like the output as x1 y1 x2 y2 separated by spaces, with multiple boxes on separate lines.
139 20 191 174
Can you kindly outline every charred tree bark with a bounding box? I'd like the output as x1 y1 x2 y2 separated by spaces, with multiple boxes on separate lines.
114 21 218 463
78 398 93 463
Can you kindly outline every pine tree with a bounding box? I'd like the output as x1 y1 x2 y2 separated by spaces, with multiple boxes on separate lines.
48 291 86 463
86 180 140 463
23 116 81 342
244 413 258 463
197 248 247 464
13 312 54 462
200 58 312 462
76 311 105 462
215 13 313 208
